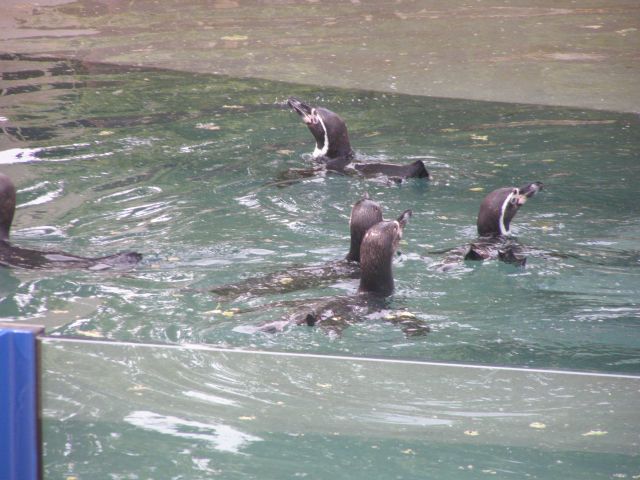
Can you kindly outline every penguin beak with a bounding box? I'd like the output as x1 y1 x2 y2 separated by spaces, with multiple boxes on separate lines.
519 182 544 198
513 182 543 206
287 97 317 125
396 209 412 229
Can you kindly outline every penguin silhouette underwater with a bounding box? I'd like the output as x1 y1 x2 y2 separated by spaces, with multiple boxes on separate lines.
279 97 430 184
0 173 142 270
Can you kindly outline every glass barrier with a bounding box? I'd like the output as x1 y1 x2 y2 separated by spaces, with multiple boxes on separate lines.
41 337 640 479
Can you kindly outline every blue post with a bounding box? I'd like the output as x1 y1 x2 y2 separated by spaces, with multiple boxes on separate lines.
0 323 44 480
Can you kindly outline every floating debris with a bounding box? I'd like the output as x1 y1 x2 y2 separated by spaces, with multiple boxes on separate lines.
470 134 489 141
195 123 220 130
80 330 103 338
221 35 249 41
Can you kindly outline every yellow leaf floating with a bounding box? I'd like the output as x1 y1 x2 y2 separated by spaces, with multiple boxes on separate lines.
276 149 295 155
221 35 248 41
238 415 256 421
542 158 556 163
470 134 489 141
464 430 479 436
80 330 103 338
278 277 294 285
402 449 416 455
195 123 220 130
582 430 608 437
222 105 244 109
469 187 485 192
222 310 235 317
98 130 114 136
529 422 547 429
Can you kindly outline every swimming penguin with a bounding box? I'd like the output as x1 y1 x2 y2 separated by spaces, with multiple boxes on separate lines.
358 209 412 297
255 208 429 336
463 182 544 265
0 173 142 270
210 193 384 299
284 97 430 182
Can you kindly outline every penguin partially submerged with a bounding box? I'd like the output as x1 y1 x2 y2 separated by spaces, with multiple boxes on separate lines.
463 182 544 265
283 97 430 183
256 209 430 336
210 193 384 299
0 173 142 270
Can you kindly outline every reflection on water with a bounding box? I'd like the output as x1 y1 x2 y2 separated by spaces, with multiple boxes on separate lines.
0 55 639 375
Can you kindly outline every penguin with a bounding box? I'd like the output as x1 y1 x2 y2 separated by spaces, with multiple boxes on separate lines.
357 209 412 297
285 97 430 182
210 193 384 299
463 182 544 265
0 173 142 270
257 208 429 336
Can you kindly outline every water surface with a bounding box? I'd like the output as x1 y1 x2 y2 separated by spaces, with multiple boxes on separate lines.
1 55 639 374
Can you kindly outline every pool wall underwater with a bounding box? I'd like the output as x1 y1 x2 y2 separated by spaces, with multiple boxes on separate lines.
1 324 639 479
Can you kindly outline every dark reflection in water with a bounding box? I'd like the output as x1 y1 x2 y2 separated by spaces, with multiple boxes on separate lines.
2 126 58 142
1 84 42 96
2 69 46 81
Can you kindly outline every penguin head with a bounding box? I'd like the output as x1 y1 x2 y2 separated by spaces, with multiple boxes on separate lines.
477 181 543 237
358 209 412 297
287 97 353 160
346 193 383 262
0 173 16 241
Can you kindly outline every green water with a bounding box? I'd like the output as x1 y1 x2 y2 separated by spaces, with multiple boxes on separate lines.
40 340 640 479
1 55 639 371
2 54 640 479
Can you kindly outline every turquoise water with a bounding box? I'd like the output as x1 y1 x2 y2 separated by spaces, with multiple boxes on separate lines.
40 340 640 479
2 54 640 479
1 55 639 372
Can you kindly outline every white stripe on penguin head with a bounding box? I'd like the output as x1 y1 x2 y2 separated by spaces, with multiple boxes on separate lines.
312 109 329 159
499 188 518 236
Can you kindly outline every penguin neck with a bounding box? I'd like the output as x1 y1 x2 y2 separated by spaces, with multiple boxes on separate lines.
346 236 361 263
311 115 353 161
498 190 516 236
0 184 16 242
359 254 394 297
